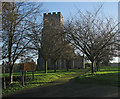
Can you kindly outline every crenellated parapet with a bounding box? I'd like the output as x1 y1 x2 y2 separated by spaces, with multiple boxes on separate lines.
43 12 63 28
44 12 61 16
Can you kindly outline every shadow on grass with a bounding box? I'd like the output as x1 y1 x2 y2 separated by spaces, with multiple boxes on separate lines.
3 68 118 97
99 70 119 72
47 69 84 73
74 72 118 87
3 71 119 98
25 81 47 85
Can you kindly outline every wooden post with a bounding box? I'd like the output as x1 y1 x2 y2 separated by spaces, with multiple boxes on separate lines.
24 71 26 81
32 71 34 80
45 59 47 73
3 66 6 89
22 71 25 86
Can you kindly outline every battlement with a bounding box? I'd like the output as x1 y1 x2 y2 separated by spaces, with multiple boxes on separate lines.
44 12 61 16
43 12 63 28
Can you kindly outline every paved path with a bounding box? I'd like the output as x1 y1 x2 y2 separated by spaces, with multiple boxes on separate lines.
2 69 119 98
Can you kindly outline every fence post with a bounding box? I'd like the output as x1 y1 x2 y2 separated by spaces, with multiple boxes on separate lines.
32 71 34 80
22 71 25 86
24 71 26 81
3 66 6 89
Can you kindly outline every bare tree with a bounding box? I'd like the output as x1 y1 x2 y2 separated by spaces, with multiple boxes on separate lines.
2 2 43 83
62 44 75 71
95 45 117 71
65 6 118 73
25 20 43 63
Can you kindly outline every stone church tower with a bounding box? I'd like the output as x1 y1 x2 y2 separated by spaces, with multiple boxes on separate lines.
42 12 64 47
43 12 63 28
37 12 85 70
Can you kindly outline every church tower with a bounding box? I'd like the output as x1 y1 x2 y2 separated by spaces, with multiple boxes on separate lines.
37 12 84 71
41 12 64 54
43 12 63 28
41 12 64 42
38 12 64 70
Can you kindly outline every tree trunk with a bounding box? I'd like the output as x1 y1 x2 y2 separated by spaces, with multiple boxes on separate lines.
96 62 100 71
94 61 96 72
91 61 94 74
83 54 85 69
9 67 13 84
54 61 57 73
66 60 69 71
44 58 47 73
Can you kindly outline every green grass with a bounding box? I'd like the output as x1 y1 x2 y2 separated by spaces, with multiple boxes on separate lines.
2 68 86 95
75 66 119 87
1 69 84 77
2 66 119 95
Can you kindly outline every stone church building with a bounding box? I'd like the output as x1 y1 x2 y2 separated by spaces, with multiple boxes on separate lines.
37 12 85 70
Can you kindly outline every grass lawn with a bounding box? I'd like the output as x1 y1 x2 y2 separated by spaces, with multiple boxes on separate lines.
75 66 119 87
2 68 86 95
2 66 119 95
